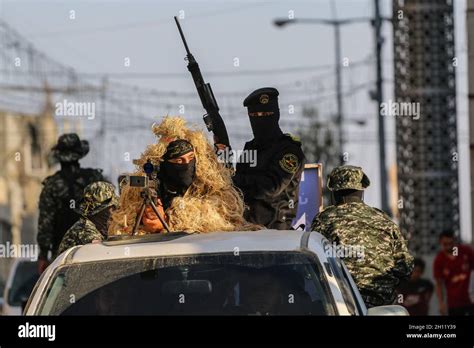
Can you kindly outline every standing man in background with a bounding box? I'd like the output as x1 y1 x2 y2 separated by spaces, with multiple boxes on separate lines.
397 257 433 315
232 87 305 229
433 230 474 315
37 134 104 273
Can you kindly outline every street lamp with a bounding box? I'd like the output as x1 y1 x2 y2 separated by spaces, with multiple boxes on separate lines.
273 16 371 166
273 4 392 214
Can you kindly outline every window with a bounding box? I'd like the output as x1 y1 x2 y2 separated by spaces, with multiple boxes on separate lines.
327 256 359 315
27 123 43 172
0 220 12 244
339 261 366 315
7 261 39 307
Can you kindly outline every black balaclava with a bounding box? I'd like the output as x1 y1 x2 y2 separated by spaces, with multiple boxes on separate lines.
89 207 112 237
160 139 196 194
249 113 282 144
244 87 283 145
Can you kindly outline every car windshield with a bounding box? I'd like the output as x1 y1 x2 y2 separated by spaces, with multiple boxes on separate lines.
38 251 335 315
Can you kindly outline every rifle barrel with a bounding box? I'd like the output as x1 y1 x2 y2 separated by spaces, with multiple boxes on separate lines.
174 16 191 56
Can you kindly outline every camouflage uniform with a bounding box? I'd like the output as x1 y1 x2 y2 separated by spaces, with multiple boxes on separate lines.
37 134 104 259
58 181 118 255
311 166 413 307
57 218 103 255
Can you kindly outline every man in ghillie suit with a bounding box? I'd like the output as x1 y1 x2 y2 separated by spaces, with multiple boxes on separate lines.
109 117 260 235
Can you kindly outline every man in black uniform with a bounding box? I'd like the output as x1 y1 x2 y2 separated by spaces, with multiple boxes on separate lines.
37 134 104 272
233 87 305 229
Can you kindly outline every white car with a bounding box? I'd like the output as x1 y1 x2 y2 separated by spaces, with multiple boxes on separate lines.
3 258 39 315
25 230 408 316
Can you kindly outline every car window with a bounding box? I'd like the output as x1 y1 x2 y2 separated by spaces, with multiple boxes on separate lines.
38 252 336 316
339 260 365 315
327 257 359 315
8 261 39 307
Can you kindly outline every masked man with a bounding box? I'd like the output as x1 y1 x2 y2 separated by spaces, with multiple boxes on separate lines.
140 139 196 233
37 134 104 272
109 116 260 235
58 181 118 255
232 87 305 229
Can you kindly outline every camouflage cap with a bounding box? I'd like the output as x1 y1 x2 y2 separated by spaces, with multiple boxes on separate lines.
327 165 370 191
51 133 89 163
78 181 118 217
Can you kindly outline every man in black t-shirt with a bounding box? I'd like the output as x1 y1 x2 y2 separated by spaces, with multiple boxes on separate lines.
397 258 434 315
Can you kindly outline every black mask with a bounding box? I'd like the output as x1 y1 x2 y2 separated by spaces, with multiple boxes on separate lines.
89 208 112 237
160 158 196 193
249 113 282 144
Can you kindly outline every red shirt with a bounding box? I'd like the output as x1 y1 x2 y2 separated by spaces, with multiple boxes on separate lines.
433 244 474 309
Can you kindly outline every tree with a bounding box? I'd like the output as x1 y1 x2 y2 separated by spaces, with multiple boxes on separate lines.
298 106 340 205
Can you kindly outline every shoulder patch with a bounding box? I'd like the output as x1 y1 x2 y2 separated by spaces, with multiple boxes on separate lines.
279 153 299 174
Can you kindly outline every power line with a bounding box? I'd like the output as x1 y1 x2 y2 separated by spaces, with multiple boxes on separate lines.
0 58 375 79
23 3 273 39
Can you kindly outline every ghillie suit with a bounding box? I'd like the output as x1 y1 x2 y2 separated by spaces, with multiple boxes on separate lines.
109 116 261 235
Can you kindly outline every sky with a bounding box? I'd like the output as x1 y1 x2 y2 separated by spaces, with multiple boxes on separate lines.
0 0 471 242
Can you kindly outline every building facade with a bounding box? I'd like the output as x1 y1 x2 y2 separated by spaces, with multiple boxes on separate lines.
0 104 57 282
393 0 460 254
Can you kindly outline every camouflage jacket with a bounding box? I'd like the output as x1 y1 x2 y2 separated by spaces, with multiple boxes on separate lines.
57 217 104 256
311 202 414 307
37 167 104 258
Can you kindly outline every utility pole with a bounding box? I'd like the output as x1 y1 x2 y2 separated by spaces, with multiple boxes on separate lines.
373 0 390 214
274 5 391 211
332 1 344 165
100 75 108 171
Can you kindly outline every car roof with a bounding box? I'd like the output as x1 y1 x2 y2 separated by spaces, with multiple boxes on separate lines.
62 230 326 264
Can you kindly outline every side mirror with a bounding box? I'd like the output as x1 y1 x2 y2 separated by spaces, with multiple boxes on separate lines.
367 305 409 316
